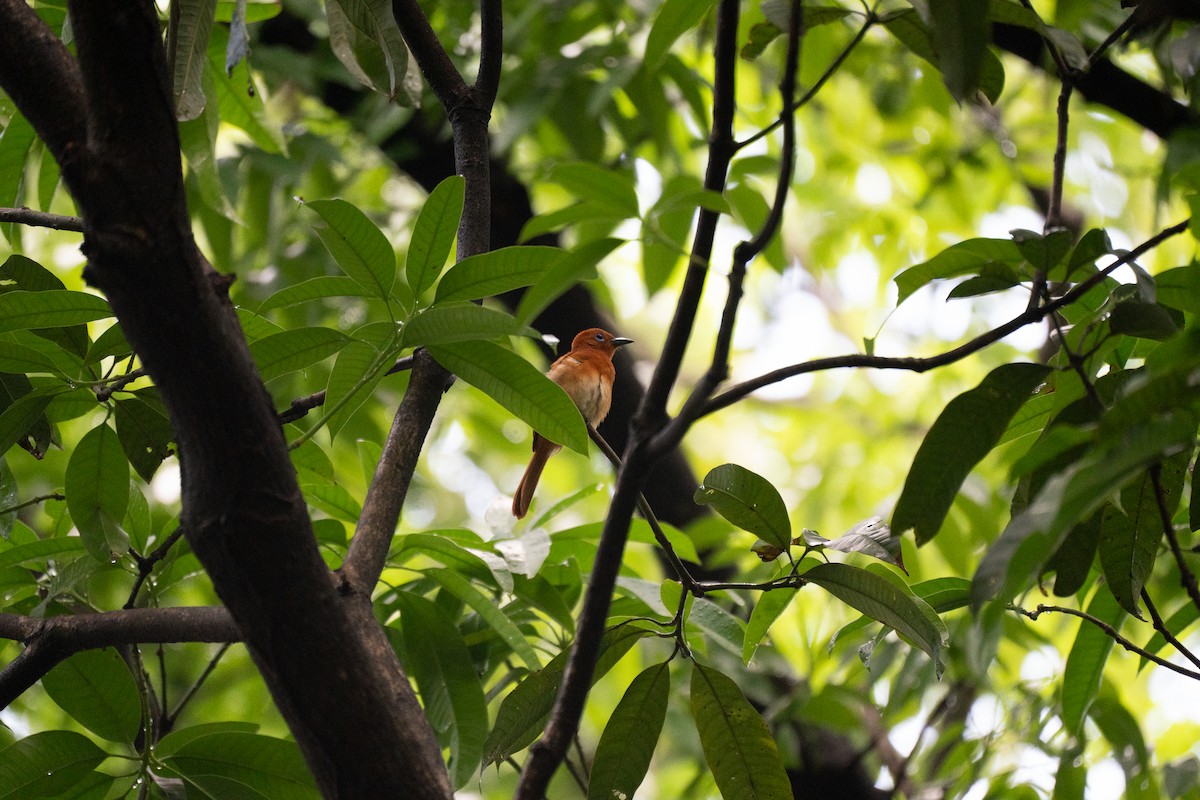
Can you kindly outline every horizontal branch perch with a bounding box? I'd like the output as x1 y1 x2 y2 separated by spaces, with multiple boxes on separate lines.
0 606 238 709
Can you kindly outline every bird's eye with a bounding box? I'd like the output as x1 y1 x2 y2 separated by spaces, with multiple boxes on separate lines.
594 332 604 341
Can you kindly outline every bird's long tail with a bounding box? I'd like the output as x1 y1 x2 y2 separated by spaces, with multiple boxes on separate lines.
512 437 560 519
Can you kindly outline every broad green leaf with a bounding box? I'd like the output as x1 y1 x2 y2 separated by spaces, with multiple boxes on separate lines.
0 342 62 376
694 463 791 550
1060 227 1112 281
893 363 1050 544
322 329 395 443
805 562 946 673
42 648 141 744
883 9 1004 103
516 238 623 326
154 722 260 758
0 459 15 539
1108 300 1180 340
0 389 53 457
180 73 241 221
1044 511 1101 597
307 198 396 300
301 482 362 521
483 623 649 765
402 303 523 348
325 0 419 103
393 592 487 789
0 113 36 225
158 732 320 799
0 538 87 571
743 588 796 665
434 246 563 304
549 162 639 219
426 567 542 670
427 340 589 454
1098 452 1186 617
171 0 216 120
928 0 992 102
1061 589 1123 737
0 731 106 800
588 663 670 800
645 0 719 71
406 175 464 298
392 531 512 591
1012 228 1072 273
65 423 129 561
690 663 791 800
894 237 1022 304
114 395 174 482
250 327 352 382
258 276 375 312
0 291 112 334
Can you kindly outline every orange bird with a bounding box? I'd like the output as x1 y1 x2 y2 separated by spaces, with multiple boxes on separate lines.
512 328 633 519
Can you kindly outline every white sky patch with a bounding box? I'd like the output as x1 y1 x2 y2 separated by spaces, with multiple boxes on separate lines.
1019 645 1064 684
150 461 182 505
854 163 893 206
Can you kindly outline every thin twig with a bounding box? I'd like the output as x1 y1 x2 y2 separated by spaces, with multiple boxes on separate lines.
1013 603 1200 680
164 642 232 728
0 492 65 516
701 219 1190 415
124 527 187 610
95 368 146 402
1141 589 1200 674
278 354 415 425
0 206 84 232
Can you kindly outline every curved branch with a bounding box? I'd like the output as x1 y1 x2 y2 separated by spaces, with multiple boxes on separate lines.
475 0 503 109
0 607 239 709
391 0 470 110
702 219 1190 415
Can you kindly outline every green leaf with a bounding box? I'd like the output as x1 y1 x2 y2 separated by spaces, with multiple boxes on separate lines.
402 303 524 348
1060 227 1112 281
158 731 320 799
0 291 112 334
258 276 375 312
894 237 1023 304
306 198 396 300
406 175 464 298
893 363 1051 544
694 463 791 550
249 327 352 382
393 592 487 789
645 0 719 71
883 8 1004 102
1108 300 1180 340
427 340 589 454
0 342 62 376
392 531 513 592
434 246 563 304
1061 589 1123 737
690 662 791 800
484 623 649 765
0 731 106 800
1098 453 1186 617
516 238 624 326
65 423 130 562
928 0 992 103
549 162 639 219
0 389 53 458
171 0 216 120
153 722 260 758
0 113 36 224
42 648 141 744
325 0 418 103
426 567 542 670
322 331 394 443
743 588 796 665
114 395 174 482
804 562 946 674
1012 228 1073 273
588 663 671 800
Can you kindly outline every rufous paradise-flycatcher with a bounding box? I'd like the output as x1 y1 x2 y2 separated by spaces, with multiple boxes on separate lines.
511 328 633 519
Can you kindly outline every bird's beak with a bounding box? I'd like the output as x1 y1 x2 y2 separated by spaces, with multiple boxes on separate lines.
612 337 634 348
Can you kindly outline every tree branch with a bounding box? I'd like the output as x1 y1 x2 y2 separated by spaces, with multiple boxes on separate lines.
0 207 84 232
0 607 239 709
701 219 1190 415
342 349 451 589
517 2 743 795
